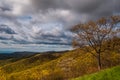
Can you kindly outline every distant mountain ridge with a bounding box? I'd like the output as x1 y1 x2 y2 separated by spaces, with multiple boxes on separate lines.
0 50 69 60
0 51 35 60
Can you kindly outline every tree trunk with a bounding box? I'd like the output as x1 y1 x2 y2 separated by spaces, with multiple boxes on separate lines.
97 53 102 70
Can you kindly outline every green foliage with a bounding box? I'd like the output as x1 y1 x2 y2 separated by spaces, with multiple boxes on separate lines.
72 65 120 80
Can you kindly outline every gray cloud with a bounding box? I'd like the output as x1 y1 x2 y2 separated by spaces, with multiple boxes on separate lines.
0 25 16 34
30 0 120 21
0 0 120 51
30 0 104 12
0 36 10 40
0 6 11 11
1 0 119 25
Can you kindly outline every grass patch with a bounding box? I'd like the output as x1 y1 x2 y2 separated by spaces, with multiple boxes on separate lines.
73 66 120 80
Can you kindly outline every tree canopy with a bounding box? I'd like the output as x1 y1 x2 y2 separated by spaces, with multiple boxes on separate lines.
71 16 120 70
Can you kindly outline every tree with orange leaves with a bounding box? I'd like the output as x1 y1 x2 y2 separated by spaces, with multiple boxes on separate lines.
71 16 120 70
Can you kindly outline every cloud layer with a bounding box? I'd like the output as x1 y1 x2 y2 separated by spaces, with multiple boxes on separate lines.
0 0 120 52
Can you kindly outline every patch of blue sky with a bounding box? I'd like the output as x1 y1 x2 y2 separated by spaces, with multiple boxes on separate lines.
18 16 32 20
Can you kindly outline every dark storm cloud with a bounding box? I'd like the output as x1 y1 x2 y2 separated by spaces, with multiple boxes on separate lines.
0 6 11 11
0 25 16 34
35 42 71 45
31 0 104 12
31 26 73 45
0 36 10 40
33 33 72 45
12 38 31 44
31 0 120 21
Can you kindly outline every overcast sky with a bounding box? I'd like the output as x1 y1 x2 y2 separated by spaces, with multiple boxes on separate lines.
0 0 119 53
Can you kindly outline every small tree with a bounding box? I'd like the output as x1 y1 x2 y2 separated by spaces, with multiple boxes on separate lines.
71 16 120 70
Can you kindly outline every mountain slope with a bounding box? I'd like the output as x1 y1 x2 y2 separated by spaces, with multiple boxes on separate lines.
0 49 120 80
0 52 62 75
73 65 120 80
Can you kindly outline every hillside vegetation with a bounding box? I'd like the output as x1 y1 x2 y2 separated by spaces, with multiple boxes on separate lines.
73 65 120 80
0 48 120 80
